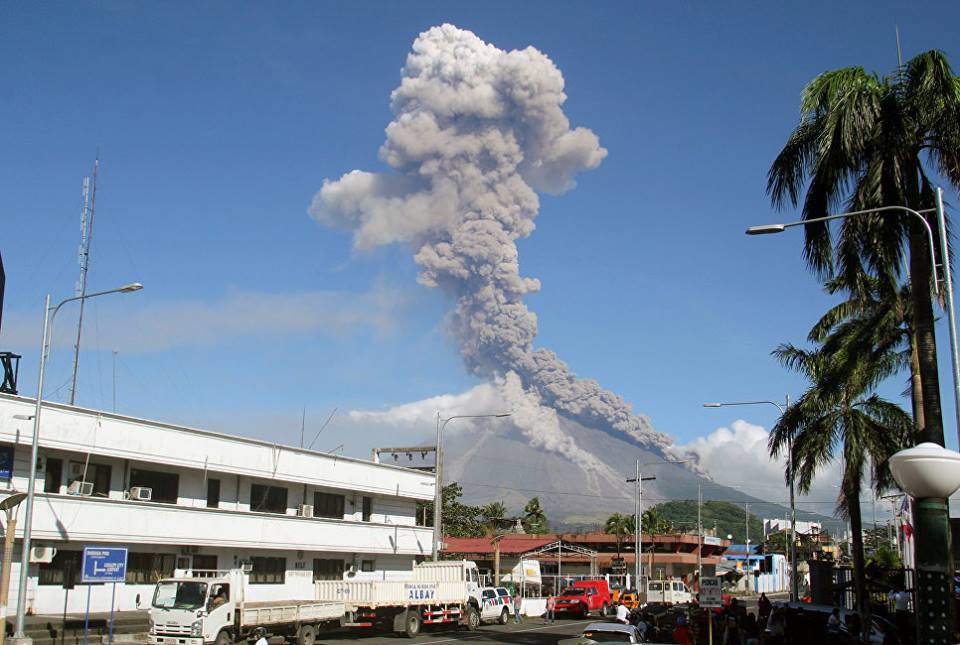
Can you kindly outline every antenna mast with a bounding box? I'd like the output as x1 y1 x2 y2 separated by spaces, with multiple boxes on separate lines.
69 155 99 405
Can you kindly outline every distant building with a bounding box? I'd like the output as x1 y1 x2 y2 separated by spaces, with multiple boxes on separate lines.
0 393 433 615
443 531 730 590
763 518 821 537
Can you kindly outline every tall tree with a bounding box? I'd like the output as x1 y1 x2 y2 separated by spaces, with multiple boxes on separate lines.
480 501 508 535
522 497 549 534
769 334 912 630
767 50 960 450
604 513 635 560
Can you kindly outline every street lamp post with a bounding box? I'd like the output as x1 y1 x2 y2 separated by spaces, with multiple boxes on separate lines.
11 283 142 645
746 191 960 444
890 443 960 645
749 193 960 641
703 397 797 602
432 412 510 562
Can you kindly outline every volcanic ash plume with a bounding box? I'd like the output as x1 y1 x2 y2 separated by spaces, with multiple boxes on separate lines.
310 24 678 466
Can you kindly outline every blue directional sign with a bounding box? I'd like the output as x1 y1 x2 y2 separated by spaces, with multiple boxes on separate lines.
81 547 128 583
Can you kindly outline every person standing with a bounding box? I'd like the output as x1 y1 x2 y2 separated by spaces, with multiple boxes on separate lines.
255 627 268 645
888 584 911 641
615 600 630 624
513 592 522 624
543 594 556 624
757 592 771 625
673 614 694 645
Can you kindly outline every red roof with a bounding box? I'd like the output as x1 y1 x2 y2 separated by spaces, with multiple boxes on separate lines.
444 535 555 555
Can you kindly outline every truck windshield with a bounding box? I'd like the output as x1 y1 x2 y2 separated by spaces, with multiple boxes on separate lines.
560 588 584 596
152 581 208 610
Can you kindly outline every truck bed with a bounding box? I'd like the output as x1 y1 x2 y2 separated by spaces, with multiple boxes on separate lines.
240 600 344 626
315 580 469 609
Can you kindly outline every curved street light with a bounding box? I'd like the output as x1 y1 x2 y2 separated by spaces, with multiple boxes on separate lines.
703 398 797 602
432 412 511 561
13 283 143 643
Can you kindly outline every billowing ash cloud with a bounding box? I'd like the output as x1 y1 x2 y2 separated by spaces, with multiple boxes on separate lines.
311 24 679 465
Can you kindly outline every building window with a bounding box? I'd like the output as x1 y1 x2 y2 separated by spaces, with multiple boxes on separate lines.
126 553 177 584
192 554 217 571
68 462 111 497
207 479 220 509
313 492 344 519
312 559 344 581
360 559 374 572
129 468 180 504
39 550 82 586
0 445 13 483
250 557 285 584
44 458 63 493
250 484 288 514
362 496 372 522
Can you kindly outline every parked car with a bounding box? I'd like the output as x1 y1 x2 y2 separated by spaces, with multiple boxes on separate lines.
555 580 612 617
494 586 512 606
576 622 644 644
645 579 692 605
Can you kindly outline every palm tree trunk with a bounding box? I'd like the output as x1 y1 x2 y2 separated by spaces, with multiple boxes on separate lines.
910 222 945 446
910 334 925 433
847 483 871 639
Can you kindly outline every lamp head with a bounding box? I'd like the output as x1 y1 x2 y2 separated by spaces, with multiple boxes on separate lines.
889 443 960 499
745 224 786 235
702 403 722 408
120 283 144 293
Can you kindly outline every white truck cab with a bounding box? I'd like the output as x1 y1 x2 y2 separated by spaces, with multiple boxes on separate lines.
149 569 341 645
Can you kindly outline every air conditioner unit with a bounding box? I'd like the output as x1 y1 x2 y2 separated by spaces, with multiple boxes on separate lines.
129 487 153 501
296 504 314 518
240 561 254 573
67 481 93 496
29 546 56 563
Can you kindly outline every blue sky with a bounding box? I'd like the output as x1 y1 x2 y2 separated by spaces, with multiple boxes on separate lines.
3 2 960 510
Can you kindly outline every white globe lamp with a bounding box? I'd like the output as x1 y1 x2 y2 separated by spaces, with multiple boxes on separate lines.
889 442 960 498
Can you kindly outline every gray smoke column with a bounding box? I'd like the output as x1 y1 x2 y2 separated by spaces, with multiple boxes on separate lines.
311 24 678 460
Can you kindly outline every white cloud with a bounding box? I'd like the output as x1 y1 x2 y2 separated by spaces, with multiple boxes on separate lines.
0 284 412 353
679 420 860 519
347 381 504 433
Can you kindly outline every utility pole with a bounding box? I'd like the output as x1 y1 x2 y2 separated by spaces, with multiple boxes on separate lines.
697 482 702 581
745 503 749 549
626 462 655 587
69 157 99 406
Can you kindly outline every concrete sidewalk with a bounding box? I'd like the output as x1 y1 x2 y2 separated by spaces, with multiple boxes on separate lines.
13 609 149 645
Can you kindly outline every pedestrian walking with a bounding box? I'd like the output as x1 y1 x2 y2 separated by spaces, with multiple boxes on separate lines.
512 592 522 624
543 594 556 624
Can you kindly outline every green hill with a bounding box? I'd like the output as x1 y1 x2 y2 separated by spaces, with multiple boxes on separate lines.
650 500 764 544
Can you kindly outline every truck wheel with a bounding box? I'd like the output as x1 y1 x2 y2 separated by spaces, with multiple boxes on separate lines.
215 631 233 645
499 608 509 625
465 607 480 631
296 624 316 645
600 602 608 617
403 611 422 638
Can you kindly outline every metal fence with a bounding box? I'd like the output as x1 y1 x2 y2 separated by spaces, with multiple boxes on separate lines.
833 566 915 614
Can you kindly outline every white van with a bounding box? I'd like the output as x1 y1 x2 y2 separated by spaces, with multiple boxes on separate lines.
645 579 692 605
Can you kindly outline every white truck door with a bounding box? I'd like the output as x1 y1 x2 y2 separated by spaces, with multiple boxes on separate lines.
204 582 233 639
479 589 501 621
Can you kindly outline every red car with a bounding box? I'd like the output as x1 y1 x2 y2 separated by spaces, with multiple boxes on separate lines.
554 580 611 617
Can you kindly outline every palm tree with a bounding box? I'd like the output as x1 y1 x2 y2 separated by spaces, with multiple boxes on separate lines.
480 501 508 536
522 497 549 534
767 50 960 449
769 332 912 630
604 513 635 561
641 508 671 535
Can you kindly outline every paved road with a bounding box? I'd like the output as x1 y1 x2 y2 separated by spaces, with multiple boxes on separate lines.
315 617 595 644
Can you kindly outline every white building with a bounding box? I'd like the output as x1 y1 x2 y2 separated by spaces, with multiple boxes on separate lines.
763 518 822 537
0 392 435 615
